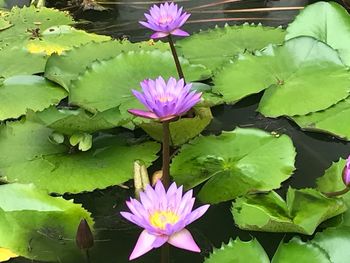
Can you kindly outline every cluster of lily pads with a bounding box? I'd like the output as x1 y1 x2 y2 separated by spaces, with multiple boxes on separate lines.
2 1 350 262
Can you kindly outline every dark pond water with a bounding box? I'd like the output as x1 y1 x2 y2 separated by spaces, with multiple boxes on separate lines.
8 0 350 262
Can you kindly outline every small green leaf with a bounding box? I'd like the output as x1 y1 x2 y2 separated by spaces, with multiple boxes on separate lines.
232 188 347 235
171 127 296 203
0 183 93 262
49 132 64 144
204 238 269 263
70 133 92 151
139 107 213 146
213 37 350 117
291 98 350 140
272 237 331 263
286 1 350 66
0 75 67 120
177 23 285 70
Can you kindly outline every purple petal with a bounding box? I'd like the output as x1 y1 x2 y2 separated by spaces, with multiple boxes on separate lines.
151 31 170 39
129 230 157 260
171 28 190 37
152 235 168 248
185 204 210 225
128 109 158 119
168 228 200 252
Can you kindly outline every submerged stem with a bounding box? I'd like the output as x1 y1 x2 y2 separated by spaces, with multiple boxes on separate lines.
168 35 185 81
85 249 91 263
323 187 350 197
162 121 171 188
161 244 170 263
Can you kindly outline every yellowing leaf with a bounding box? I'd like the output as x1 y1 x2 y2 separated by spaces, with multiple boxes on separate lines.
0 248 18 262
26 42 67 55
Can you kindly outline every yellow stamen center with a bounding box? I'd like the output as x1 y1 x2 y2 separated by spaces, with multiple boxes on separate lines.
149 211 179 230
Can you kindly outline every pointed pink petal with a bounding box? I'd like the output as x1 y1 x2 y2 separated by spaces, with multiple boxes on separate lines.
129 230 157 260
171 28 190 37
151 31 170 39
152 235 168 248
128 109 158 119
168 228 200 252
186 204 210 225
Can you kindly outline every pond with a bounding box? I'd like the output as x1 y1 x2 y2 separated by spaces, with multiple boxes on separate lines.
2 0 350 262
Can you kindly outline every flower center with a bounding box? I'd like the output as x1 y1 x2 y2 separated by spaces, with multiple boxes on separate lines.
157 95 174 103
159 16 173 25
149 211 179 230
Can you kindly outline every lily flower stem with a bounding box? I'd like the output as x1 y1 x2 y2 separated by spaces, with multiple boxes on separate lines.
162 121 171 189
168 35 185 81
323 187 350 197
85 249 91 263
161 244 170 263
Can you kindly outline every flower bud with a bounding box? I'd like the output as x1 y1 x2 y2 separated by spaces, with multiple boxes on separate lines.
342 156 350 187
76 219 94 250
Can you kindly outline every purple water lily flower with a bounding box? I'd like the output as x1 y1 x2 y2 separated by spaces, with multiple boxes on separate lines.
343 156 350 186
139 2 191 39
128 76 202 122
120 181 210 260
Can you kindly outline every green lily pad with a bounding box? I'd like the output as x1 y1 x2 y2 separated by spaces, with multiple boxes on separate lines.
232 188 347 235
45 39 168 90
316 158 350 227
29 106 130 135
177 23 285 70
0 75 67 121
0 183 93 262
0 120 160 194
170 127 296 204
0 16 10 31
291 98 350 140
25 25 110 55
271 237 331 263
139 107 213 146
286 1 350 66
69 50 211 114
0 5 74 46
312 226 350 263
213 36 350 117
204 238 269 263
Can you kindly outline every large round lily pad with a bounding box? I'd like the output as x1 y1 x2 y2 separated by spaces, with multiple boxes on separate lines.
213 36 350 117
170 127 296 204
177 23 285 70
0 183 93 262
286 1 350 66
0 120 160 194
0 75 67 121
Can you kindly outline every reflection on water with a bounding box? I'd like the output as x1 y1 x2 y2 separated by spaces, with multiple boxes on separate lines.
8 0 350 262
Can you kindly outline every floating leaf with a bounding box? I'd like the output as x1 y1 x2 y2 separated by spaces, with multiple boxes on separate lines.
312 226 350 263
170 128 296 204
0 183 93 262
232 188 347 235
291 98 350 140
0 120 160 194
0 16 10 31
0 248 17 262
204 238 269 263
213 37 350 117
139 107 213 146
316 158 350 227
0 75 67 121
177 24 285 70
69 50 211 114
271 237 331 263
0 5 74 46
286 1 350 66
45 39 168 90
30 106 130 135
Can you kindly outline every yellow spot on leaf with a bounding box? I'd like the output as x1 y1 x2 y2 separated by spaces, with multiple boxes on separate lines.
0 248 18 262
27 42 67 55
